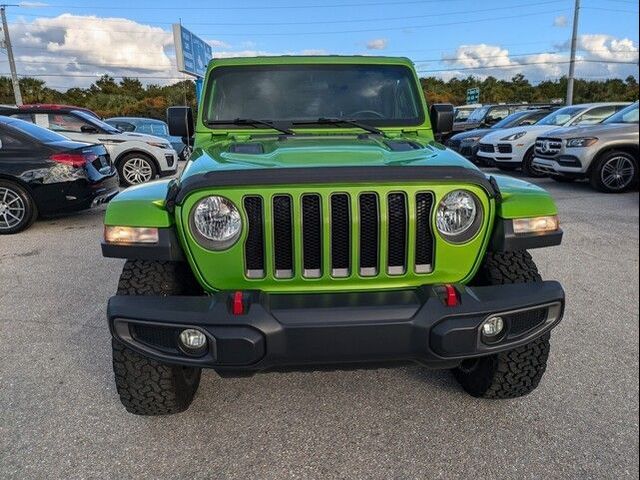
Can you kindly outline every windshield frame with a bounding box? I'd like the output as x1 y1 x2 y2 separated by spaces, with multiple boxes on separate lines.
202 63 426 129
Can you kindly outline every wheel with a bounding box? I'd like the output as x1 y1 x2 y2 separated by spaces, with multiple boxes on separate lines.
522 147 545 178
117 153 157 187
179 145 193 161
589 150 638 193
0 180 38 234
452 251 552 399
551 175 576 183
112 260 203 415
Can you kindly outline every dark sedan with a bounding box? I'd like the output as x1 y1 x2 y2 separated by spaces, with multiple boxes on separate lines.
0 116 119 234
447 108 556 164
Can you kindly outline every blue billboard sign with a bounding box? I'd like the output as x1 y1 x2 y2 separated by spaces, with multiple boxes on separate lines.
172 24 212 78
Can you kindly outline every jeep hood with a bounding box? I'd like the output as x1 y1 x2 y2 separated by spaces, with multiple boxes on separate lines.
182 135 477 177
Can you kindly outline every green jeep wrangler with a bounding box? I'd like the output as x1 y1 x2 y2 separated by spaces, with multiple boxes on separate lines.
102 56 565 415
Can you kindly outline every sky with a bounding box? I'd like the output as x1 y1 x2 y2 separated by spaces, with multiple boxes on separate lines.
2 0 639 91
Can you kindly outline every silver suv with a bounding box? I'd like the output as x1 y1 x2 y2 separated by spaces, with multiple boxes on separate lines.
533 102 639 192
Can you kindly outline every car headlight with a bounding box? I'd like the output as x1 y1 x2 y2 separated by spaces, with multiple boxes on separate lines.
500 131 527 141
462 136 482 143
189 196 242 250
146 141 171 149
436 190 484 243
566 137 598 148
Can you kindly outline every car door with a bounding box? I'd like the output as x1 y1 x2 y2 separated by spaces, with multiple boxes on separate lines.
0 126 45 177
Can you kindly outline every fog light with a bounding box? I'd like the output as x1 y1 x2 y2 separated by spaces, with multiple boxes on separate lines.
178 328 207 355
481 316 505 338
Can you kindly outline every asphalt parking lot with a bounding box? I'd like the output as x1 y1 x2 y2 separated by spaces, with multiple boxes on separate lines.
1 171 638 479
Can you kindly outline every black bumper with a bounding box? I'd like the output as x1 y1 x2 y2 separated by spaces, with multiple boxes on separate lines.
108 281 564 373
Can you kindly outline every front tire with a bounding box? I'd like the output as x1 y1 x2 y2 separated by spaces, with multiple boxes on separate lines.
522 147 545 178
0 180 38 235
112 260 203 415
589 150 638 193
452 251 552 399
117 153 158 187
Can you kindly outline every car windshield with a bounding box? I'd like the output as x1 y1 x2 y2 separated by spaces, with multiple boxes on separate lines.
6 118 71 143
466 106 489 122
203 64 424 127
537 106 586 126
491 111 530 129
74 110 121 134
454 107 475 122
603 102 639 124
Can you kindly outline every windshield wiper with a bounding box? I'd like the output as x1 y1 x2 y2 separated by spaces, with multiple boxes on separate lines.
295 118 384 136
208 118 295 136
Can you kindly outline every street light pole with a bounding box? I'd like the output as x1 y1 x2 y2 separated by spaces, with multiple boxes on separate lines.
566 0 581 106
1 4 23 106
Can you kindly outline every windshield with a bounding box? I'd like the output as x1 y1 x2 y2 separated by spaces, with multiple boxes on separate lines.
537 106 586 126
466 106 489 122
6 118 71 143
454 107 476 122
203 64 424 127
603 102 639 124
73 110 121 134
491 111 530 129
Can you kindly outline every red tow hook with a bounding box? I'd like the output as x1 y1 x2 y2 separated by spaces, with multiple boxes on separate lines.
444 284 459 307
232 291 245 315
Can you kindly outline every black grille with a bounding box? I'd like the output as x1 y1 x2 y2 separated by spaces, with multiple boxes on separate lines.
302 195 322 276
387 193 407 273
497 143 513 154
244 197 264 276
415 193 434 272
359 194 379 275
506 307 548 337
447 139 461 150
331 194 351 275
479 143 495 153
272 195 293 277
130 324 180 352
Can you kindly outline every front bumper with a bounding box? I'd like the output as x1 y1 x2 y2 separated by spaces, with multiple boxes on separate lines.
108 281 564 373
532 156 586 176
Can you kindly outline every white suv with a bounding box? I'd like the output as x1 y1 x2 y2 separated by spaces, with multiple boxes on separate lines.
476 103 630 177
9 107 178 187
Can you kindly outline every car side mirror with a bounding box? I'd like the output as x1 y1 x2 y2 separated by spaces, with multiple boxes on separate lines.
167 106 194 138
80 125 99 134
429 104 454 136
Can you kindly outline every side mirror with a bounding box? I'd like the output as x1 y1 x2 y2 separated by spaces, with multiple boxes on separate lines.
429 104 454 136
167 106 194 138
80 125 99 134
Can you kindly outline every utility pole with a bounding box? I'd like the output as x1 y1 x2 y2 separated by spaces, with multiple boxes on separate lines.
1 4 23 106
566 0 581 106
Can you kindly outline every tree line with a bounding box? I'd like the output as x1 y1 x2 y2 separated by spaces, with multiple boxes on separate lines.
1 73 638 120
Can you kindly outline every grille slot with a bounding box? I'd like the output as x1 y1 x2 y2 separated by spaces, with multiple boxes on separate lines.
506 307 548 337
387 193 407 274
272 195 294 278
302 194 322 278
359 193 379 276
331 194 351 277
415 193 434 273
244 196 265 278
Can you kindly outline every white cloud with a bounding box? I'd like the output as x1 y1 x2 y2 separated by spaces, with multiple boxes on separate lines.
553 15 568 28
366 38 388 50
18 1 49 7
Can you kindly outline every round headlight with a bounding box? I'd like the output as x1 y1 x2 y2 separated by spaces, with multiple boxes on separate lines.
436 190 483 243
190 196 242 250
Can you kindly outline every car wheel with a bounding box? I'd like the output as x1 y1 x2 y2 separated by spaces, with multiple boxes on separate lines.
451 251 552 399
590 150 638 193
112 260 203 415
522 148 545 178
0 180 38 235
118 154 157 187
180 145 193 161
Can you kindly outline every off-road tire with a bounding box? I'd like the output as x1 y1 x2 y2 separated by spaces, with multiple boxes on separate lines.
452 251 551 398
112 260 203 415
0 180 38 234
522 147 545 178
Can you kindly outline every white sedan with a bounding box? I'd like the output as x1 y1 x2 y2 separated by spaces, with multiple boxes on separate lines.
476 103 630 177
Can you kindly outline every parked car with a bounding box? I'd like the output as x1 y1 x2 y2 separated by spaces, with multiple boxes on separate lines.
476 102 630 177
451 103 552 136
447 108 557 164
105 117 192 162
533 101 639 193
101 55 565 415
0 116 118 234
0 105 178 187
453 103 482 122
